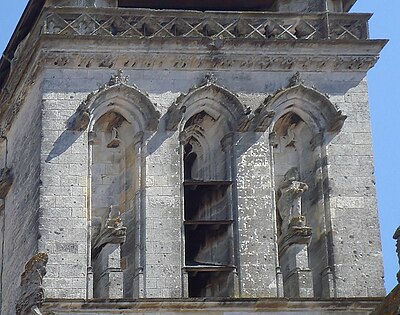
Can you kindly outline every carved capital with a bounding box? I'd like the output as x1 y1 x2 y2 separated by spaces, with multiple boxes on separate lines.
16 253 49 315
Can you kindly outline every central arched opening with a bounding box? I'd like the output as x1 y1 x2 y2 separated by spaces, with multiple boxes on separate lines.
182 110 235 298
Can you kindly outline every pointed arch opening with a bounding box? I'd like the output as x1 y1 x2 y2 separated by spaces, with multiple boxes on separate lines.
178 85 244 298
269 85 345 299
87 83 159 299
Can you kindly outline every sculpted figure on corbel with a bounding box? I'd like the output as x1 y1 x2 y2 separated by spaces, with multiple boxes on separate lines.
15 253 49 315
276 168 311 250
92 205 127 258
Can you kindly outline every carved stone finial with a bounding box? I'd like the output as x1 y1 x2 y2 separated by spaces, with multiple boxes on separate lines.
394 227 400 283
201 72 217 86
287 71 304 88
92 205 127 258
108 69 129 86
16 252 49 315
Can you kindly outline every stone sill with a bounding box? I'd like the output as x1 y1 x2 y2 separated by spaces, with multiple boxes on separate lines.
42 297 384 313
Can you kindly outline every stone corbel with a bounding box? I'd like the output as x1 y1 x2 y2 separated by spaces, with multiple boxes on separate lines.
0 167 13 198
16 253 49 315
278 223 312 255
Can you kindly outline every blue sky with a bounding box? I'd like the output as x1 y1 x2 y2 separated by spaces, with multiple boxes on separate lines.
0 0 398 292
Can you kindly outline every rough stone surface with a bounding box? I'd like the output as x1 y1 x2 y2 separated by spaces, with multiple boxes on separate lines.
1 79 43 314
0 1 387 313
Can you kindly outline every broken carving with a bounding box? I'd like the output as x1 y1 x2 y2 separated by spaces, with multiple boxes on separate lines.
15 253 49 315
277 168 309 236
92 205 127 258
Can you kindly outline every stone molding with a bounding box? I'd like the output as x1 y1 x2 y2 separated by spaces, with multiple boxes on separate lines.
266 82 347 134
41 298 384 314
71 70 161 132
0 6 386 140
167 75 249 132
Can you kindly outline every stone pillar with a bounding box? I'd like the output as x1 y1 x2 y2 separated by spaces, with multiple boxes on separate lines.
221 133 239 297
279 238 313 298
93 244 124 299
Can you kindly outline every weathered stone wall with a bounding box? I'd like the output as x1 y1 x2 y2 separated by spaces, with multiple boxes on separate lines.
236 132 278 297
39 70 90 299
1 79 42 314
35 68 384 301
327 78 385 297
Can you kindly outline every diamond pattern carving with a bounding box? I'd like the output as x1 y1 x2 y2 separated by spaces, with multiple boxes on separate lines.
44 10 369 41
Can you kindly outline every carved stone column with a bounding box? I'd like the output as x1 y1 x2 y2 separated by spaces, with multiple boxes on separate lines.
128 131 145 298
93 244 124 299
220 132 239 297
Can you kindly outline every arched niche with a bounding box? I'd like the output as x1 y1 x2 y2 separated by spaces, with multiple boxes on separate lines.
177 84 243 298
167 83 248 132
268 84 346 298
88 84 160 132
86 82 158 299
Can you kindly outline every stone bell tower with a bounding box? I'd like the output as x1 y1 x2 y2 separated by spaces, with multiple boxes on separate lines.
0 0 387 313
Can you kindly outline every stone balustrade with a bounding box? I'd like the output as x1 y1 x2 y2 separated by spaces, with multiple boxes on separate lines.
42 8 370 41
